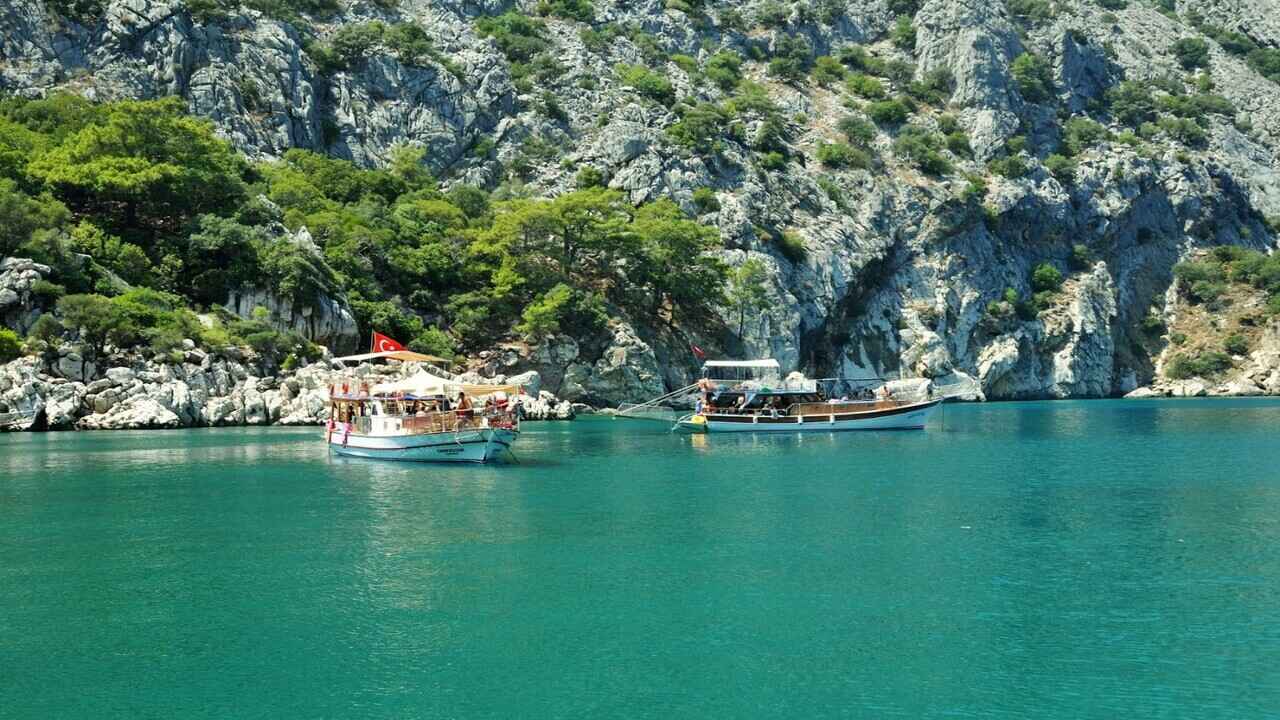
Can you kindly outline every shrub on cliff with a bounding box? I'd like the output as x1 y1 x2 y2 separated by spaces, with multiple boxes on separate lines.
1031 263 1064 293
474 12 548 64
1011 52 1054 103
0 328 20 364
837 116 876 146
1045 154 1076 183
867 99 911 125
1062 117 1108 156
1223 333 1250 356
667 102 730 153
1166 351 1232 379
811 56 846 86
846 73 887 99
817 141 871 170
893 126 952 176
890 16 916 50
705 51 743 90
1172 38 1210 70
1106 81 1157 126
767 36 813 83
615 64 675 105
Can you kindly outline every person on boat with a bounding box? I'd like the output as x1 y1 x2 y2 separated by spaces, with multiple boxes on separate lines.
457 391 474 426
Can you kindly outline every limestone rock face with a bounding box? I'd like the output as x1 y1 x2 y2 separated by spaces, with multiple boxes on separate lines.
915 0 1022 159
5 0 1280 405
224 227 360 352
0 258 52 335
0 344 576 431
77 396 180 429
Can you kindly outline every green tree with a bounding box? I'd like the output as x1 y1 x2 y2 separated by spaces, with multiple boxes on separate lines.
0 328 20 363
0 178 70 256
410 325 457 358
1031 262 1064 292
615 64 675 105
727 257 769 338
867 99 911 125
517 282 573 340
183 215 267 306
667 102 731 153
56 293 122 367
817 141 871 170
811 56 846 86
1172 37 1210 70
1011 52 1053 103
1106 81 1157 126
25 313 64 365
27 97 247 236
891 16 916 51
628 199 724 322
705 51 743 90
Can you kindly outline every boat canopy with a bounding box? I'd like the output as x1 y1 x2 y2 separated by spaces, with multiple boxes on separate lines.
333 350 449 364
370 370 520 398
703 359 780 369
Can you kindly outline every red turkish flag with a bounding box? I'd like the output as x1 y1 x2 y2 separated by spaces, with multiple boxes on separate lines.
371 331 407 353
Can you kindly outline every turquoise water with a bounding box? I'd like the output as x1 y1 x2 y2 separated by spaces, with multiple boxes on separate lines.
2 399 1280 718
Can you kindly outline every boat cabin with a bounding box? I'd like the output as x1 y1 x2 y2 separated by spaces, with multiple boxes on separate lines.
695 359 908 419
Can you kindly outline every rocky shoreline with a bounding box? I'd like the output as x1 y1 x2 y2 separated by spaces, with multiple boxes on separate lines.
0 350 578 432
6 338 1279 434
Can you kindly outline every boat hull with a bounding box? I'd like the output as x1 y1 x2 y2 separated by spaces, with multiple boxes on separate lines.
680 399 942 433
328 427 518 463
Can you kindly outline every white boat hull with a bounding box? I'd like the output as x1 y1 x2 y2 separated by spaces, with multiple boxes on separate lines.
679 400 942 433
328 427 518 463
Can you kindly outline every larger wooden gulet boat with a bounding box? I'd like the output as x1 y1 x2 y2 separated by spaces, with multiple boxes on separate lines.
620 359 943 433
327 346 522 463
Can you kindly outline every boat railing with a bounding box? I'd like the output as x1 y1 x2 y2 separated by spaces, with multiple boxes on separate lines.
335 406 519 436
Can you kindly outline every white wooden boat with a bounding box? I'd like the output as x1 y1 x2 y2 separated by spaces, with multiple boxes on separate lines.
326 355 522 464
630 359 943 434
328 419 518 462
676 398 942 433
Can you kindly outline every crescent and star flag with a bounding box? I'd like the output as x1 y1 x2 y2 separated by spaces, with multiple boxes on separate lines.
371 331 407 353
691 344 706 360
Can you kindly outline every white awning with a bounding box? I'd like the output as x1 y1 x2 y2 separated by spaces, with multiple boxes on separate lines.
370 371 525 398
703 359 780 369
371 370 457 396
333 350 449 364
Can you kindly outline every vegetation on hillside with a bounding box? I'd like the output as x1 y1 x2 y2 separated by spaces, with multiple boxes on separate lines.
0 94 729 364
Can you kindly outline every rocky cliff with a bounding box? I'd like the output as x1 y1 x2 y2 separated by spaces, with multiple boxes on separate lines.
3 0 1280 403
0 346 573 430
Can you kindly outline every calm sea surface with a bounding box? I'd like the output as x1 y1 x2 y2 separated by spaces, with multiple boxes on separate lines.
2 399 1279 719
